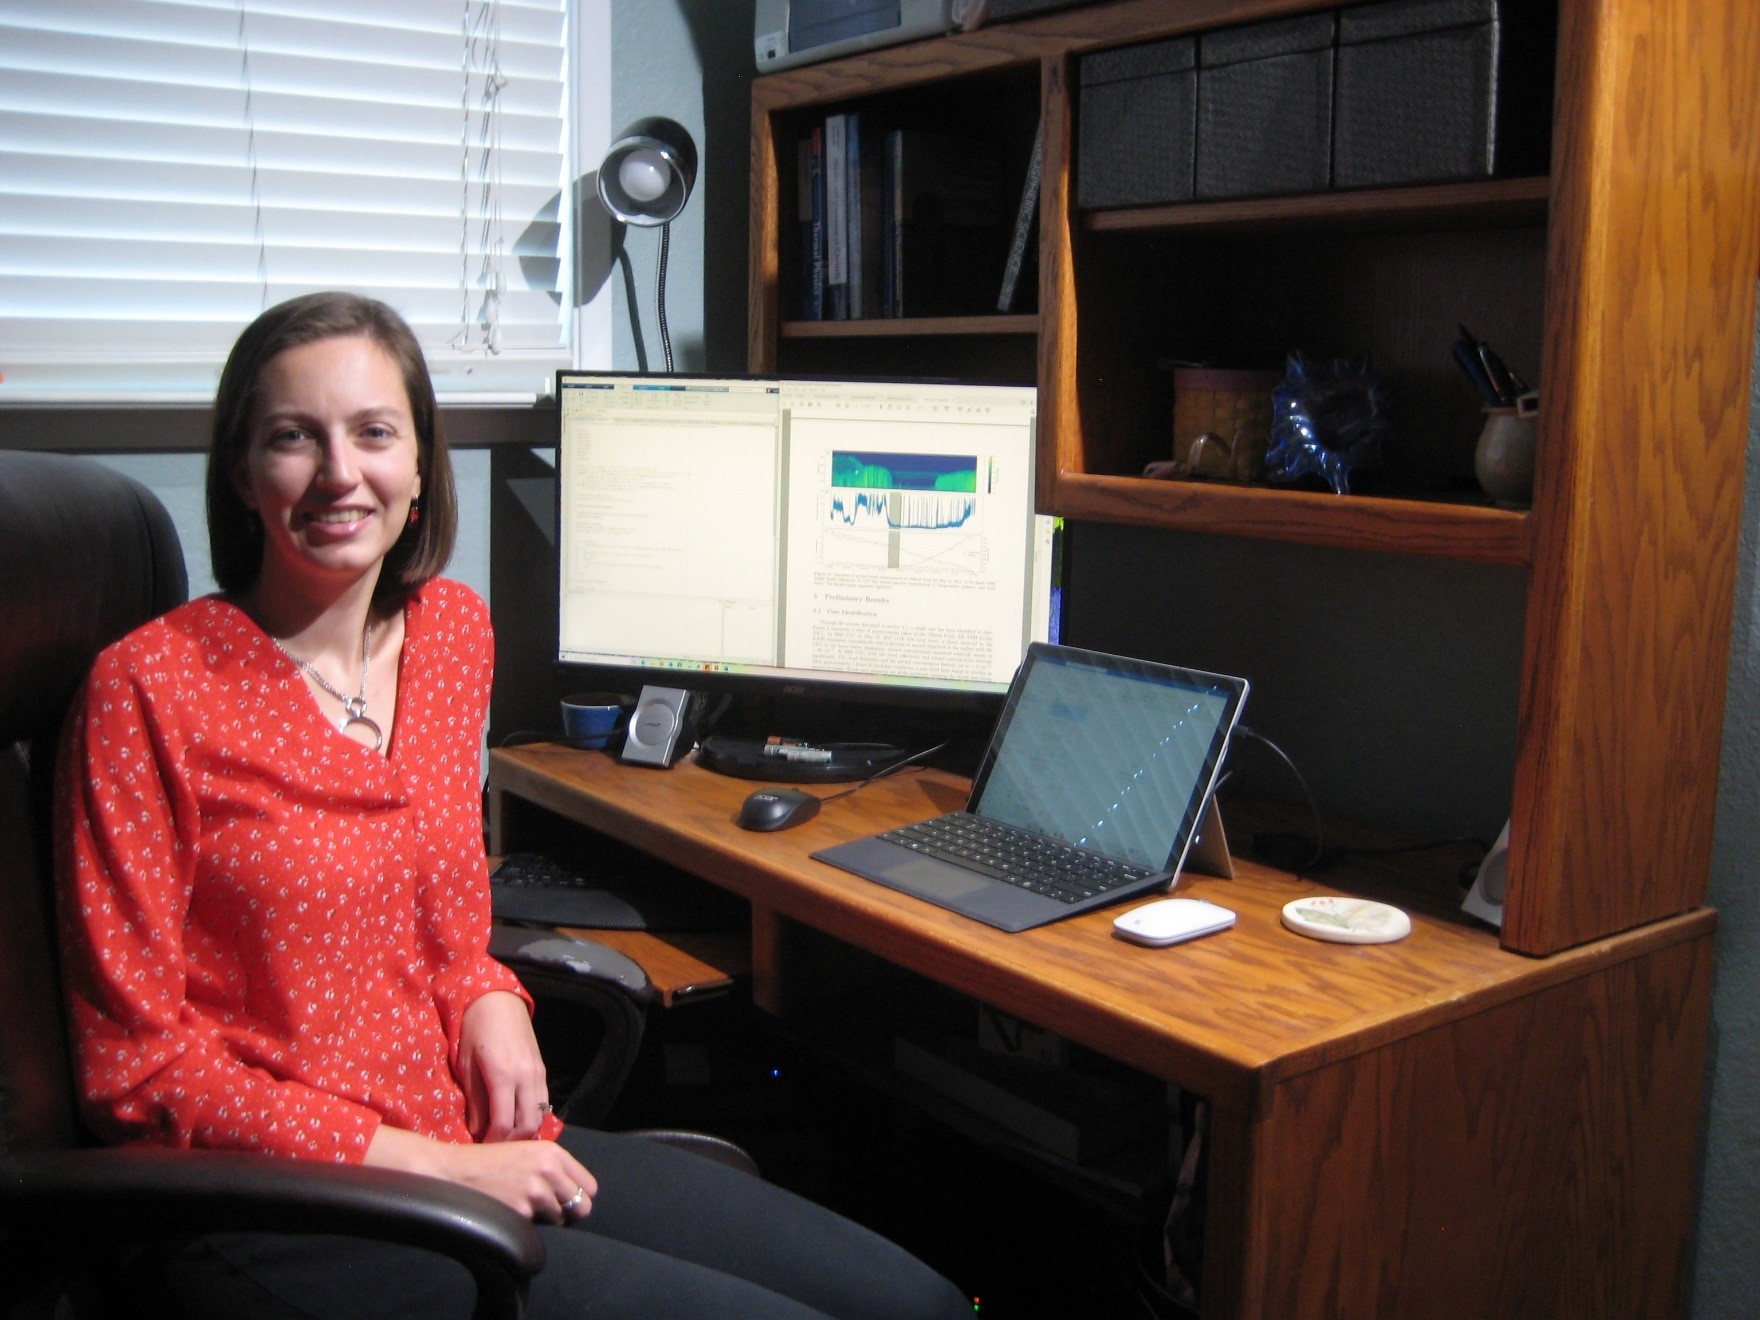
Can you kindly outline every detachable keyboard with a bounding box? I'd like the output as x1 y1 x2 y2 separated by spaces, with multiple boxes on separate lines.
877 814 1157 905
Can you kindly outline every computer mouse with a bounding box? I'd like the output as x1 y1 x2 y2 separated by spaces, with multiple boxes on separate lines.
738 786 822 831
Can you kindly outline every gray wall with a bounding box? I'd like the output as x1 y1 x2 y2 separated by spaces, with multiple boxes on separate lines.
1693 293 1760 1316
608 0 753 374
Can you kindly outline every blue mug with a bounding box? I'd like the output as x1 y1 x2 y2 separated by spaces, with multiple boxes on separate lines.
560 692 632 750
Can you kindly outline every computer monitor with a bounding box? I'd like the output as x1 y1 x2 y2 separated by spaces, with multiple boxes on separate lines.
554 371 1059 768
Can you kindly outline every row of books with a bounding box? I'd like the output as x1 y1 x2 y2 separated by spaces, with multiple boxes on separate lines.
795 112 1043 321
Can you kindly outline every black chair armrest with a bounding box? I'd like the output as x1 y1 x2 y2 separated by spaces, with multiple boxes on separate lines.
1 1147 544 1320
490 927 653 1127
624 1129 761 1179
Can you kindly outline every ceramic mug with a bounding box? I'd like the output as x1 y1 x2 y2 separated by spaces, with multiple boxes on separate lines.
560 692 633 750
1474 392 1539 507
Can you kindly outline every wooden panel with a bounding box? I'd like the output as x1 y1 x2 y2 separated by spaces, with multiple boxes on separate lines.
1038 54 1078 515
1507 0 1760 952
552 928 747 1009
1055 473 1532 565
1086 177 1550 236
1235 929 1713 1318
747 94 783 374
487 746 1713 1113
780 314 1037 338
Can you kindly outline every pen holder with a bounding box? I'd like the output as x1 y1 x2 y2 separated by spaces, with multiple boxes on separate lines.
1474 392 1539 507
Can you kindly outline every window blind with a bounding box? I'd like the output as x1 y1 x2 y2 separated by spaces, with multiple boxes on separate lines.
0 0 568 401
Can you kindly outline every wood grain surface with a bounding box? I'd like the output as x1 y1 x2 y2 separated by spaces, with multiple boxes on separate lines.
1054 472 1532 564
552 928 747 1008
1231 931 1713 1318
779 314 1037 338
1084 176 1550 236
1509 0 1760 953
487 745 1711 1114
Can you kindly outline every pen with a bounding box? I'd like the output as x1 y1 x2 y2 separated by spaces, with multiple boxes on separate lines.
1476 343 1518 406
1452 334 1502 407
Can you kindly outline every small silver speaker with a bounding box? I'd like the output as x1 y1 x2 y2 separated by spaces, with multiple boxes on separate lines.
620 685 698 768
1461 819 1510 928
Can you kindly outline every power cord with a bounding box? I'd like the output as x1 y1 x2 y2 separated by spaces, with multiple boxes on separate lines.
811 740 951 805
1234 726 1326 871
1234 727 1492 877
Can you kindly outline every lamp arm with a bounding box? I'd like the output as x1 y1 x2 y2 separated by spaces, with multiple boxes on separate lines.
657 221 673 374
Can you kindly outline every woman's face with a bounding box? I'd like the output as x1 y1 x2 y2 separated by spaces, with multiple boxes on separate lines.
235 334 421 597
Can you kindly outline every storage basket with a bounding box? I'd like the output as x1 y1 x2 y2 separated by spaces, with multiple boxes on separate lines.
1171 368 1283 481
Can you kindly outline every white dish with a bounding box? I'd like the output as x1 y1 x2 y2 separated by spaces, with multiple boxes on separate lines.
1113 897 1237 947
1280 896 1412 945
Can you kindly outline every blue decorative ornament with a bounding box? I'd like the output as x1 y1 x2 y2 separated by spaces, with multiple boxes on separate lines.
1264 353 1392 495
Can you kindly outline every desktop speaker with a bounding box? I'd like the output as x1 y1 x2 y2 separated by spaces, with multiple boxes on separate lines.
620 686 701 769
1461 819 1510 928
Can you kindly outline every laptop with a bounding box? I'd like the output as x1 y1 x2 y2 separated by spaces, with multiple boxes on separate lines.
812 643 1248 932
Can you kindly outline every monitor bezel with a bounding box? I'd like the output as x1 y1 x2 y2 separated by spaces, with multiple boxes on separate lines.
550 368 1055 724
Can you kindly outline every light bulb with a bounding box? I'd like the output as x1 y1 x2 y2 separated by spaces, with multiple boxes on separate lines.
617 148 670 204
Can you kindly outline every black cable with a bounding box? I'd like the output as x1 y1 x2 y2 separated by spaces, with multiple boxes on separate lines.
656 220 673 373
814 740 951 804
496 729 556 748
1235 726 1325 870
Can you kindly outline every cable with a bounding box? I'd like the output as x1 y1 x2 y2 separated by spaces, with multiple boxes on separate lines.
814 740 951 804
1235 726 1325 870
656 220 674 373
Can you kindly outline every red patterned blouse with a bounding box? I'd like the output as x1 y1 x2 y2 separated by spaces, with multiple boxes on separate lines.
56 579 558 1162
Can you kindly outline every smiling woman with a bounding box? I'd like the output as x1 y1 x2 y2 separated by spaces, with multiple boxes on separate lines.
53 292 971 1319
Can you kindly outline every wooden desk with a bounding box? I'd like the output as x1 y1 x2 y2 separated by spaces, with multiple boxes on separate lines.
488 743 1713 1318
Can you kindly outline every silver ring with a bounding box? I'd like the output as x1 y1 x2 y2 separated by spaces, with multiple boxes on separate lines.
536 1102 554 1115
560 1186 586 1212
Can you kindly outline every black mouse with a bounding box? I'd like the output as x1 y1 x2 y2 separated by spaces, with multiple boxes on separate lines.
738 786 822 831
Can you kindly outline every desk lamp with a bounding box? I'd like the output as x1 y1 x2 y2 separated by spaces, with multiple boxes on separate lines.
597 116 698 373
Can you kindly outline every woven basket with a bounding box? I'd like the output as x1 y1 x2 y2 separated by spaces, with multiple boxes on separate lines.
1171 368 1281 481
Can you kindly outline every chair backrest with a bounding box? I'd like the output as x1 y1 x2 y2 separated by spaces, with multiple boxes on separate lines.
0 450 188 1156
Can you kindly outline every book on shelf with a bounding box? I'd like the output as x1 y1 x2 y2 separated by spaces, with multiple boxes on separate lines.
845 111 886 320
824 113 850 320
997 115 1044 313
797 130 824 320
885 127 1008 318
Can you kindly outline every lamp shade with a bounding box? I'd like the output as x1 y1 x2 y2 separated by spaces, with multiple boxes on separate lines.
597 117 698 227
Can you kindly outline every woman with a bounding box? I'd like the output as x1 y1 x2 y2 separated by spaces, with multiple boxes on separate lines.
56 292 969 1319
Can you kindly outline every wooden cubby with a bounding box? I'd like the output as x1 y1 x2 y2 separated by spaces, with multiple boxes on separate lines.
749 0 1760 958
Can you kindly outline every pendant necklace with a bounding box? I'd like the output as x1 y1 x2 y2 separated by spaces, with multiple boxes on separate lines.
276 619 383 751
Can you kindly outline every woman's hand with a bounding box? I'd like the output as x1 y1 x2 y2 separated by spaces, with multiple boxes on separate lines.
366 1125 597 1223
457 990 550 1142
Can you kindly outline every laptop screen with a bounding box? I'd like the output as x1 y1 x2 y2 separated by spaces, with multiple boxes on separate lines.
969 645 1247 871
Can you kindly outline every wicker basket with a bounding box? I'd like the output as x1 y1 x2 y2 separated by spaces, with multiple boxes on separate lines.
1171 367 1282 481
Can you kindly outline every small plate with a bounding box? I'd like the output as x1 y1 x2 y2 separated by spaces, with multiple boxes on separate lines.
1281 896 1411 945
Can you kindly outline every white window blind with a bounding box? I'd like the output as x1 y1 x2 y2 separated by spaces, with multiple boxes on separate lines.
0 0 568 401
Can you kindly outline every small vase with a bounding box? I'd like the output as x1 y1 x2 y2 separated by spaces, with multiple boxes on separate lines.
1474 395 1538 507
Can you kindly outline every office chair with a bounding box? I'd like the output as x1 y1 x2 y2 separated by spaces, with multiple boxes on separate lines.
0 451 747 1320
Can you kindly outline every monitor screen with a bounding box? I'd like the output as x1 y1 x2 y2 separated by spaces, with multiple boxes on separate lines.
554 372 1058 709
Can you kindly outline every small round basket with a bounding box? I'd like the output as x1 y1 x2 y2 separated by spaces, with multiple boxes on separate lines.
1171 368 1282 481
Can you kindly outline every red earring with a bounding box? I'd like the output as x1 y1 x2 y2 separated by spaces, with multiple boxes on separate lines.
408 499 422 526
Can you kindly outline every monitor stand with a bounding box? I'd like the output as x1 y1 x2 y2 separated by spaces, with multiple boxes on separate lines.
694 734 911 784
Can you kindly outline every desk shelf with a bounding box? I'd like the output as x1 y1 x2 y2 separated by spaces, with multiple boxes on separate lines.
780 313 1038 338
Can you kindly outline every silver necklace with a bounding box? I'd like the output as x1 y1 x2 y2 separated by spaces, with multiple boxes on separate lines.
276 620 383 751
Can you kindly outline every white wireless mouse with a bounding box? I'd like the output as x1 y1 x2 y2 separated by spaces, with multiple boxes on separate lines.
1113 897 1237 947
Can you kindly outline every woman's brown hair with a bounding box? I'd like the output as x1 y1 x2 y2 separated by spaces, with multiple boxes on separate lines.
205 291 457 608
